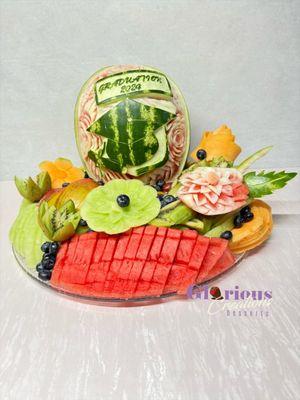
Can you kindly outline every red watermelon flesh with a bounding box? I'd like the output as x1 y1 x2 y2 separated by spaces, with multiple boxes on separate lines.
50 228 236 299
59 234 80 284
124 225 157 296
177 235 210 294
66 232 98 284
50 242 69 286
201 248 235 283
163 229 198 294
103 230 131 295
196 238 228 283
174 229 198 264
148 229 182 296
111 227 145 298
92 235 119 293
163 264 187 294
85 233 108 284
134 227 167 297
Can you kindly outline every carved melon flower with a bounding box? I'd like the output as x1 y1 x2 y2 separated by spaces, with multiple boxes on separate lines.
178 167 249 215
190 125 241 162
39 158 84 188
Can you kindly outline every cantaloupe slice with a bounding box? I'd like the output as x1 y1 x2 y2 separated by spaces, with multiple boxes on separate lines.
230 200 273 253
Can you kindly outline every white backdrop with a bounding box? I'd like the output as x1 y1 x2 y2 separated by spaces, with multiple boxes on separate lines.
0 0 299 180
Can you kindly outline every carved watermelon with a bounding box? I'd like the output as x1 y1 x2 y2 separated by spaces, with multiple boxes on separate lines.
74 65 190 184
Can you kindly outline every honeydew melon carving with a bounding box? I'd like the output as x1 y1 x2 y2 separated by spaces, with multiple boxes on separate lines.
74 65 190 184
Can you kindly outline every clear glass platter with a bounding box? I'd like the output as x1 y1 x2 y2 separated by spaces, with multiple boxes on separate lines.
13 246 246 306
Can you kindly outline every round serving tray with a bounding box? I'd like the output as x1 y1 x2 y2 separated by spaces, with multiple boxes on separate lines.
13 246 245 306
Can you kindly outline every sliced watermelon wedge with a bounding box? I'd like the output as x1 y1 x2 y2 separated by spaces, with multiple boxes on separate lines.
196 238 228 283
67 232 98 284
50 229 236 299
111 227 145 298
103 230 131 296
50 242 69 286
149 229 181 296
201 248 235 283
177 235 210 294
134 227 167 297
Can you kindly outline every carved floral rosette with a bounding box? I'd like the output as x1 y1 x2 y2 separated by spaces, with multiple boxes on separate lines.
75 65 190 184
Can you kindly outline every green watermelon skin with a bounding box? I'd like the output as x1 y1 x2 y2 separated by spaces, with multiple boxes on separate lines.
74 65 190 185
87 98 175 172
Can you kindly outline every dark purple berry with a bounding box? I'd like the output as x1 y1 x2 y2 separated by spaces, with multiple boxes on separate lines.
49 242 59 254
36 263 43 272
117 194 130 207
240 206 251 217
79 219 88 227
41 242 51 253
244 211 254 222
62 182 69 187
220 231 233 240
196 149 207 160
84 171 89 178
163 195 177 205
156 179 165 189
38 270 51 281
234 214 244 228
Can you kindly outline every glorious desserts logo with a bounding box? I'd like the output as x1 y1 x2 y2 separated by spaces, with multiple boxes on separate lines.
187 284 272 317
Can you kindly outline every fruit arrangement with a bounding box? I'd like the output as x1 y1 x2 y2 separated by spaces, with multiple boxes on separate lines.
10 65 297 302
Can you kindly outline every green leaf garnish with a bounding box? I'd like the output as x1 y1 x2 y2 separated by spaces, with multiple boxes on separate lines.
244 170 297 198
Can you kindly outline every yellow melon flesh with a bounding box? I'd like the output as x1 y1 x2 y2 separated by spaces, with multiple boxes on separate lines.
230 200 273 253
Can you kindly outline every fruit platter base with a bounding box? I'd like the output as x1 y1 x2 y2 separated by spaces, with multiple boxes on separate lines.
13 246 245 306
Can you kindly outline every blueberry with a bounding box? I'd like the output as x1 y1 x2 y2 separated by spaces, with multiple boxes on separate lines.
196 149 207 160
117 194 130 207
240 206 251 217
79 219 88 227
38 270 52 281
163 195 177 205
84 171 89 178
234 214 244 228
62 182 70 187
220 231 233 240
49 242 59 254
41 242 51 253
36 263 43 272
156 179 165 189
244 211 254 222
43 259 55 270
42 253 56 264
98 180 104 186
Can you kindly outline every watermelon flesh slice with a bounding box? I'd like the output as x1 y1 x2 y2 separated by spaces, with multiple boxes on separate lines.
201 248 235 283
109 227 145 298
50 228 236 299
134 227 167 297
148 229 181 296
196 238 228 283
